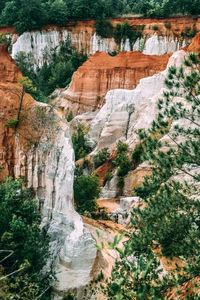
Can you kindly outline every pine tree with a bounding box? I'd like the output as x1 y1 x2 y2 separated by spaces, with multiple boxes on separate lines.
104 53 200 299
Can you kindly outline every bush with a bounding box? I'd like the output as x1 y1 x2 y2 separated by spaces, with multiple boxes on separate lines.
114 21 143 50
67 110 74 122
182 26 197 38
116 140 128 153
0 33 9 44
72 123 92 161
113 141 131 190
152 25 158 31
74 175 100 214
5 118 18 127
164 22 171 29
104 171 113 183
132 143 144 166
93 148 110 169
15 38 88 102
95 19 114 38
0 177 52 299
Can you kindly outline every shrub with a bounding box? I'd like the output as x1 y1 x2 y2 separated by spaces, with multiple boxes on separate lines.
5 118 18 127
95 19 114 38
0 177 52 299
182 26 197 38
152 25 158 31
72 123 92 161
67 110 74 122
113 141 131 189
93 148 110 169
114 21 143 50
74 174 100 214
0 33 9 44
104 171 113 183
132 143 144 166
164 22 171 29
116 140 128 153
108 50 118 56
62 294 77 300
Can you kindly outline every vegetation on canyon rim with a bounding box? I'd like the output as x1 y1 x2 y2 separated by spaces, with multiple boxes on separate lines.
0 177 53 299
14 37 87 103
100 53 200 299
1 0 200 35
95 19 143 50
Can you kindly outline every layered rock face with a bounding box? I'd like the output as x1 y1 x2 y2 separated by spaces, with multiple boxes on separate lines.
15 109 96 296
0 43 23 179
74 49 186 198
8 16 198 68
88 49 186 150
188 31 200 53
61 51 170 109
0 44 96 297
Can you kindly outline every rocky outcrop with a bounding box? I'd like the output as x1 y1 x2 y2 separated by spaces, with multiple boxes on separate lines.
0 43 23 179
74 49 186 198
61 51 170 109
15 107 97 296
0 43 96 297
7 16 199 68
88 49 186 151
188 32 200 53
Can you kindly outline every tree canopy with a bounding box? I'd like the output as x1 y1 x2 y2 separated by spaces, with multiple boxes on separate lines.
1 0 200 35
0 177 52 299
103 53 200 299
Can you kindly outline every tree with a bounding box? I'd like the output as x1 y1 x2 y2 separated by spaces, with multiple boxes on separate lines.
48 0 68 26
72 123 92 161
5 77 36 128
16 77 36 125
93 148 110 169
104 53 200 298
74 174 100 214
0 1 17 26
0 177 52 299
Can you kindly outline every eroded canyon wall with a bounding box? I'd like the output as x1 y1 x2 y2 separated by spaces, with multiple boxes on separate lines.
7 16 199 67
60 51 170 111
0 44 96 298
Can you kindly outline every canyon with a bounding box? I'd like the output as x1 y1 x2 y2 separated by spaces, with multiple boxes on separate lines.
0 17 200 298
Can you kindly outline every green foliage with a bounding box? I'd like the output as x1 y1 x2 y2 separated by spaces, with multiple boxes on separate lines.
164 22 171 29
4 118 18 127
152 25 158 31
131 143 144 166
74 174 100 214
104 53 200 298
114 20 143 50
108 50 118 56
93 148 110 169
62 293 77 300
0 0 124 34
113 141 131 189
72 123 92 161
104 171 113 182
131 0 200 17
0 33 9 44
48 0 68 26
182 25 198 38
15 38 87 102
67 110 74 122
1 0 200 34
0 177 52 299
95 19 114 38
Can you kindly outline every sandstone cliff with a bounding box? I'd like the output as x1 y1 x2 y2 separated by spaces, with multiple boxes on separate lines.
61 51 170 111
6 16 198 68
0 43 24 179
0 43 96 297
